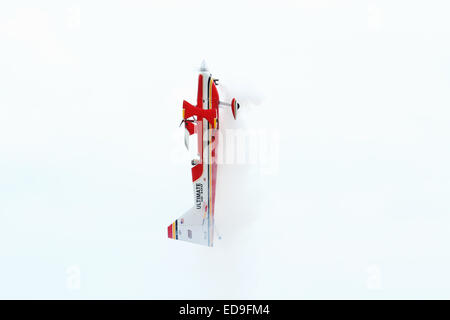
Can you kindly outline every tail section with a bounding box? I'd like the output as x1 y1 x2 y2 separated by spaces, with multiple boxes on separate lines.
167 207 212 246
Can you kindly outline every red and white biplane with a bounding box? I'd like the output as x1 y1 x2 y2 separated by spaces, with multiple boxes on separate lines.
167 62 240 246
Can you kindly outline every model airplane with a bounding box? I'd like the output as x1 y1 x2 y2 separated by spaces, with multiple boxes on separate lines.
167 62 240 246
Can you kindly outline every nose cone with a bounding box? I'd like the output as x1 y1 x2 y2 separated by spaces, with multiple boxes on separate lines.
199 60 208 72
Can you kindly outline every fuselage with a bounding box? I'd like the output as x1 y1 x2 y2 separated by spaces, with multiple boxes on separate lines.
191 71 219 246
168 71 220 246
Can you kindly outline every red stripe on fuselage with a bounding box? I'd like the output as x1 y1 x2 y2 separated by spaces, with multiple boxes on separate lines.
197 74 203 108
167 224 172 238
191 74 204 182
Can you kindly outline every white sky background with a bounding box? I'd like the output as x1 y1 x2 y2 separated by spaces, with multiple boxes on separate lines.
0 1 450 299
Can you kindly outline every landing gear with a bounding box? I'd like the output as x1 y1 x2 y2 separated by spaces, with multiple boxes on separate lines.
231 98 240 120
218 98 240 120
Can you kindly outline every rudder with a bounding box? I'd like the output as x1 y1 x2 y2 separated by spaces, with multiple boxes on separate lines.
167 206 212 246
